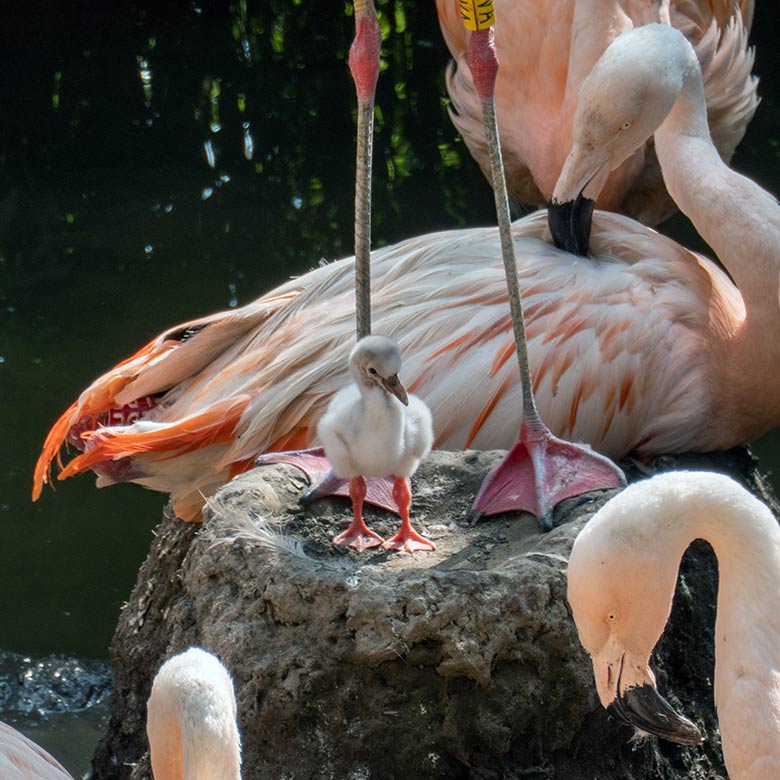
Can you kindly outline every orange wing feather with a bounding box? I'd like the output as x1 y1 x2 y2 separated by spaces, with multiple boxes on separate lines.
58 396 251 480
32 212 741 520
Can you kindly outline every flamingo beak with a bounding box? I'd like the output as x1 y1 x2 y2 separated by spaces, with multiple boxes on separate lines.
607 684 702 746
548 196 595 257
381 374 409 406
553 143 612 204
548 144 611 256
595 652 702 746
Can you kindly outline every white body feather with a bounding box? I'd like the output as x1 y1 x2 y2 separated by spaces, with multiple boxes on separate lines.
318 383 433 479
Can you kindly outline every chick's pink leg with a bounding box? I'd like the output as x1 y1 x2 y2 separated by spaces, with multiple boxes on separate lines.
257 448 398 513
383 477 436 553
332 475 385 552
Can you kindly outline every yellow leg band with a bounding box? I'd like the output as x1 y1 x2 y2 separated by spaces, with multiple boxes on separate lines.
458 0 496 31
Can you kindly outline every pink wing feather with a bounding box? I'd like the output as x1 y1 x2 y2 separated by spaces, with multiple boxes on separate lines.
34 211 734 520
0 722 72 780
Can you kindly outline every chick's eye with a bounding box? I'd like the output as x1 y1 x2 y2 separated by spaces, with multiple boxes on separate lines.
368 367 377 375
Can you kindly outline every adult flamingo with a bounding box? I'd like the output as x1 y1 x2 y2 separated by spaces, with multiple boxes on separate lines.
0 647 241 780
437 0 757 225
567 471 780 779
33 23 780 523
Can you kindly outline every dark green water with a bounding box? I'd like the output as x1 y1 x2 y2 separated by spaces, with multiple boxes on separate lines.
1 2 780 772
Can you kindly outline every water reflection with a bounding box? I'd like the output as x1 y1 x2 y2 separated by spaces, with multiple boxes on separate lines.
0 651 110 777
0 651 110 717
1 1 779 668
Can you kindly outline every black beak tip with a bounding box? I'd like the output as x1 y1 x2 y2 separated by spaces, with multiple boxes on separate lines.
607 684 703 746
548 196 596 257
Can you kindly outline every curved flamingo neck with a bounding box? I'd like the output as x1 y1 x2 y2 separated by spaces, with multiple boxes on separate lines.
603 476 780 780
575 473 780 779
664 486 780 780
654 65 780 324
563 0 631 108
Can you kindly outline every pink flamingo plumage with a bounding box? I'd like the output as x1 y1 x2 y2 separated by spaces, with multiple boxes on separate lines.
437 0 757 225
568 471 780 777
32 19 780 524
0 722 73 780
0 647 241 780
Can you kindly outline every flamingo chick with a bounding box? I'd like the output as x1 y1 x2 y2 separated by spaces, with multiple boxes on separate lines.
147 646 242 780
314 335 434 553
567 472 780 779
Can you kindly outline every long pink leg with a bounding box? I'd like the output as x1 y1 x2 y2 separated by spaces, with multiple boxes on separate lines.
382 477 436 553
332 476 385 551
462 14 625 531
350 0 381 341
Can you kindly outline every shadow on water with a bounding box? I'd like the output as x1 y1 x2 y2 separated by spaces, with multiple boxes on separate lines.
1 0 780 772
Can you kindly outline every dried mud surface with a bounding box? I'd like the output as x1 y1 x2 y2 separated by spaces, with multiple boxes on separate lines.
92 447 778 780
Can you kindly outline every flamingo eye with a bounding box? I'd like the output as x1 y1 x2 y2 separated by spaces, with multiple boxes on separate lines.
606 610 619 623
620 121 631 131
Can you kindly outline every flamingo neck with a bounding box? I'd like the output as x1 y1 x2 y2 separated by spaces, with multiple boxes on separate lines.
661 483 780 780
544 0 635 206
654 65 780 326
557 2 639 210
181 730 241 780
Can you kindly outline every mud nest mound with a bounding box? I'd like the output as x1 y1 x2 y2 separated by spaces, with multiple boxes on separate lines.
92 447 777 779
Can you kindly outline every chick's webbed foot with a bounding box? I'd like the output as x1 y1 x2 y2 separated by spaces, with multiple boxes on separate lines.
332 475 385 551
333 518 385 551
381 476 435 553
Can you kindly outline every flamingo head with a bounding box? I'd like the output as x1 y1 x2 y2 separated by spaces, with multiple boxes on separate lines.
549 23 700 255
566 487 703 746
350 335 409 406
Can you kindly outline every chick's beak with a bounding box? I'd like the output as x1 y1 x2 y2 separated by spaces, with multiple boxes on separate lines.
381 374 409 406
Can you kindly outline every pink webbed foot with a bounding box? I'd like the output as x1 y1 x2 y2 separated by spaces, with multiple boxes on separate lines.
333 518 385 552
382 525 436 553
332 476 385 551
256 448 397 513
471 420 626 531
381 477 436 553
